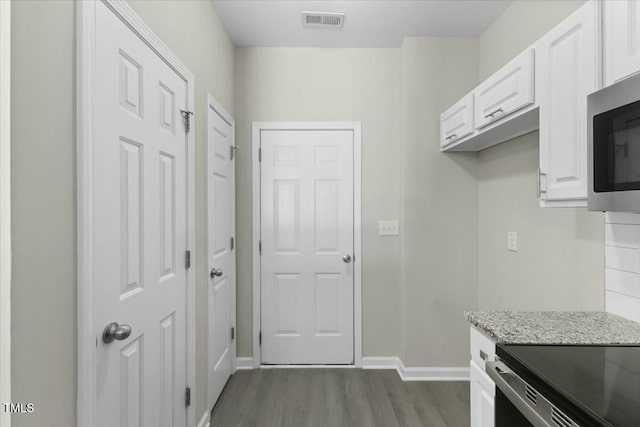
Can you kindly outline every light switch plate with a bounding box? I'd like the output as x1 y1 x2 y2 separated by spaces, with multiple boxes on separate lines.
378 220 399 236
508 231 518 252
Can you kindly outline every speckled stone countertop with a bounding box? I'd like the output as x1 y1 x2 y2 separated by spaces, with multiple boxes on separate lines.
465 311 640 345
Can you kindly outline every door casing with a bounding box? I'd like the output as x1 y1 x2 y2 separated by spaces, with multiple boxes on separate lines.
251 122 362 368
76 2 196 426
0 2 11 426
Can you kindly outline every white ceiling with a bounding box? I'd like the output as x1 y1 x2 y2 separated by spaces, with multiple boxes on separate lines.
212 0 512 48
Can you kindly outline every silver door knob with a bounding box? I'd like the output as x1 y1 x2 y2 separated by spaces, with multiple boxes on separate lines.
210 268 223 278
343 255 352 263
102 322 132 344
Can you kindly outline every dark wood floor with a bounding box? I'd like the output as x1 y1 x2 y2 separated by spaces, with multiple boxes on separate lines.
210 369 470 427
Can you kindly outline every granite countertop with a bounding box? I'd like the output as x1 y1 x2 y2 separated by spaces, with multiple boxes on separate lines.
465 311 640 345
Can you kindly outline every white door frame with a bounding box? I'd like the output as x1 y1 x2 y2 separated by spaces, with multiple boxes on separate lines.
251 122 362 368
76 2 196 426
0 2 11 426
205 92 237 388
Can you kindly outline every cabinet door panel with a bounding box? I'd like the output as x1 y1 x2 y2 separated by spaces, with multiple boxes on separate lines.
604 0 640 86
441 93 474 148
470 360 495 427
474 49 535 130
538 1 597 204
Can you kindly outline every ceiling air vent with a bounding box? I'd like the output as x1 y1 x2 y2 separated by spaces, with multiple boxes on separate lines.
302 12 345 28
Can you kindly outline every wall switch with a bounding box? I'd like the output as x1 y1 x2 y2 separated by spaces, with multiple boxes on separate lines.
508 231 518 252
378 220 399 236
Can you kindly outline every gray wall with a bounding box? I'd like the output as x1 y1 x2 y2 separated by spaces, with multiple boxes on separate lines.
11 1 234 424
11 1 75 425
477 0 605 312
234 47 404 358
400 38 479 366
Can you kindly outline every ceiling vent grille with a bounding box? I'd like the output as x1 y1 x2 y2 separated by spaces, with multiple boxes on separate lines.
302 12 345 28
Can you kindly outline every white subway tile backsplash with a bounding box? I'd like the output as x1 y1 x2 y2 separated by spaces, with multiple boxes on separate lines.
605 212 640 225
606 213 640 323
606 290 640 323
605 245 640 274
605 268 640 299
605 223 640 248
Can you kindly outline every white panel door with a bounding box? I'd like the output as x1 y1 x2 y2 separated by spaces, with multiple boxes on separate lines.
261 130 354 364
93 2 188 426
207 101 236 408
474 49 535 129
440 93 474 147
470 361 495 427
537 0 596 203
604 0 640 86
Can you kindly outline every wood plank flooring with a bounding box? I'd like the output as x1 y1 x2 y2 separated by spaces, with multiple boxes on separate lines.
210 369 470 427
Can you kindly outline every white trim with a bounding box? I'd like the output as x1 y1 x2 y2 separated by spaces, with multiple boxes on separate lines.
235 357 254 371
361 357 401 370
197 411 211 427
76 2 196 426
362 357 470 382
260 364 356 369
0 2 10 427
251 122 363 368
205 92 237 402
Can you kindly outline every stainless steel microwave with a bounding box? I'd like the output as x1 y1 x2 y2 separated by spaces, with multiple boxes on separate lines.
588 72 640 212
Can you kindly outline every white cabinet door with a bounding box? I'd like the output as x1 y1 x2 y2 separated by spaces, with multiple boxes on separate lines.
470 360 495 427
440 93 474 148
474 49 535 130
537 0 597 205
604 0 640 86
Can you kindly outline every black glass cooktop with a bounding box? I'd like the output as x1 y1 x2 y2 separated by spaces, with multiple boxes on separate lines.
498 344 640 427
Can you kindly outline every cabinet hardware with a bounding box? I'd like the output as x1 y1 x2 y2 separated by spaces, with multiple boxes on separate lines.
485 107 504 119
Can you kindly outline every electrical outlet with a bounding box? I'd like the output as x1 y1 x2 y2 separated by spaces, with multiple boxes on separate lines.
378 220 399 236
508 231 518 252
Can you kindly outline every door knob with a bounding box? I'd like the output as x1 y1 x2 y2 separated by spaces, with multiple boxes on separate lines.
210 268 223 278
102 322 132 344
343 254 352 264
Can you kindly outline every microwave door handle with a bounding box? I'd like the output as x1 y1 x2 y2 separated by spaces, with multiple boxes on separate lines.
486 361 554 427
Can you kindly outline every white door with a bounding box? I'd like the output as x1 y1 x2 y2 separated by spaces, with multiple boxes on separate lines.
93 2 188 426
537 0 596 203
473 49 535 129
470 361 495 427
207 98 236 408
604 0 640 86
260 130 354 364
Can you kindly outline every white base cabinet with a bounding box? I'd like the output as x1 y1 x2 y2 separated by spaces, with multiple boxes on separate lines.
470 326 496 427
470 360 495 427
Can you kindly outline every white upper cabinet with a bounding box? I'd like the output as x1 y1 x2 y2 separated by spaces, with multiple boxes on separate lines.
440 94 474 148
537 0 598 206
474 49 535 130
604 0 640 87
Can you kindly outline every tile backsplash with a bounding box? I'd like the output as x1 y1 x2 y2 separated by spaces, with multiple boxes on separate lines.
605 212 640 323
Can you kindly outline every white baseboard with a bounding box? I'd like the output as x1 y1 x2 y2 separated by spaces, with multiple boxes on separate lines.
362 357 469 381
235 357 254 371
197 411 210 427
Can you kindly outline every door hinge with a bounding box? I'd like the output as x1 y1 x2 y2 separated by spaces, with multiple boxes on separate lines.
259 240 262 255
231 327 235 340
258 147 262 162
185 250 192 269
230 145 239 160
230 237 235 250
185 387 191 407
259 331 262 346
180 110 194 133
